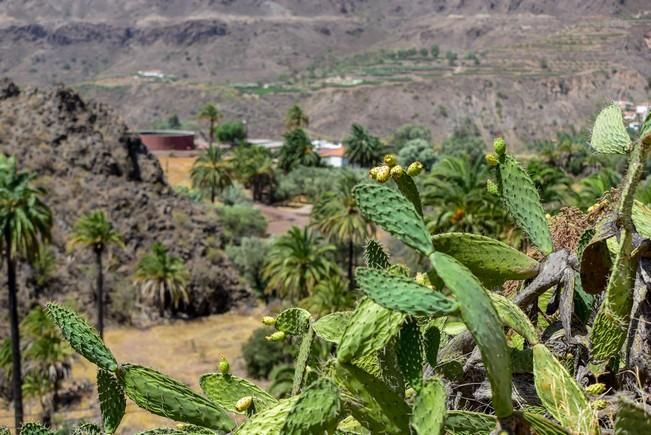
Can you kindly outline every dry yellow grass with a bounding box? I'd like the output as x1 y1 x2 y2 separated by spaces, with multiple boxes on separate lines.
157 155 196 188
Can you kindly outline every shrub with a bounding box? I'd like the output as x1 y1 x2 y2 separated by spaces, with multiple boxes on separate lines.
217 203 267 244
216 121 247 145
225 237 270 299
241 327 294 379
398 138 437 170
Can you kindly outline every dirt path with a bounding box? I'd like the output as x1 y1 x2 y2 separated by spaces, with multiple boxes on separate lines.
255 203 312 235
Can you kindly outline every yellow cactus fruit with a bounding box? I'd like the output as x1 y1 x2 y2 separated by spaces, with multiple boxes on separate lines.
265 331 286 342
407 161 423 177
585 383 606 395
485 153 499 167
376 165 391 183
261 316 276 326
235 396 253 412
383 154 398 168
390 165 405 180
494 137 506 156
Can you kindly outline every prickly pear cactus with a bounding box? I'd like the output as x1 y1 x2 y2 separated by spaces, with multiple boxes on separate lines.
353 183 432 255
494 145 553 255
337 298 404 363
430 233 539 286
281 379 342 435
355 267 458 316
136 427 216 435
19 423 52 435
444 410 496 435
72 423 103 435
396 318 424 390
488 292 539 345
411 379 446 435
522 412 569 435
430 252 513 419
392 172 423 216
422 324 441 368
274 307 311 336
364 239 391 269
614 398 651 434
119 364 235 431
532 344 597 434
590 104 631 154
312 311 352 344
334 362 410 435
292 325 315 395
199 373 277 413
97 369 126 434
46 303 118 372
236 397 299 435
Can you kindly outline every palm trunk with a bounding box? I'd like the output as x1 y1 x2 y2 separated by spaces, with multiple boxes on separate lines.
5 225 24 430
348 238 355 290
209 119 214 147
95 248 105 339
210 186 216 204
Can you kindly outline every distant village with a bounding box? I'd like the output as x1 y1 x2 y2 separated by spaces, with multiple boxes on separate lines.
614 100 651 132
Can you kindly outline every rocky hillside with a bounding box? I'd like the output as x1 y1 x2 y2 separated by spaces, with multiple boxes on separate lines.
0 1 650 145
0 79 252 329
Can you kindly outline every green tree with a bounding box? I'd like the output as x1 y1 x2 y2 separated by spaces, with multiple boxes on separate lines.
285 105 310 131
217 203 268 245
278 129 321 172
263 227 337 303
419 48 429 57
343 124 384 168
398 138 437 170
0 154 52 430
446 50 458 66
391 123 432 150
440 119 486 163
67 210 124 338
431 44 440 58
134 243 190 317
167 114 181 129
216 121 247 146
191 146 233 203
232 146 276 203
311 171 374 288
197 103 223 147
299 274 354 317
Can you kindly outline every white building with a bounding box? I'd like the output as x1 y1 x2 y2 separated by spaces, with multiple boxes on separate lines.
313 140 347 168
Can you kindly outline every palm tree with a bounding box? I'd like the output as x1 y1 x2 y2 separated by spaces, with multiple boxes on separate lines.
526 160 572 211
232 146 276 203
343 124 384 168
285 104 310 131
134 243 190 317
311 171 374 289
0 154 52 430
197 103 223 147
263 227 336 303
299 274 354 317
191 146 233 203
67 210 124 339
278 129 321 172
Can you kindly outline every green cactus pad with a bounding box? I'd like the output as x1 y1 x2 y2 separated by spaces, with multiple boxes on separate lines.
0 429 9 435
353 183 432 255
488 292 539 345
292 325 314 395
282 379 342 434
312 311 352 344
119 364 235 432
422 324 441 367
46 303 117 372
335 362 410 435
274 308 311 336
19 423 53 435
199 373 277 413
393 173 423 216
522 411 570 435
496 154 553 255
430 252 513 419
236 397 299 435
615 398 651 434
444 410 496 435
97 369 126 434
532 344 597 434
72 423 103 435
397 318 424 390
364 239 391 269
337 298 404 363
411 378 446 435
335 416 371 435
430 233 539 285
632 200 651 239
136 427 216 435
355 267 458 317
590 104 630 154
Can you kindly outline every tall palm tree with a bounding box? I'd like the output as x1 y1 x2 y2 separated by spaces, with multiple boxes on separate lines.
263 227 336 303
232 146 276 203
67 210 124 338
197 103 223 147
285 104 310 131
0 154 52 430
311 171 374 289
278 129 321 172
134 243 190 317
191 146 233 203
299 274 354 317
343 124 384 168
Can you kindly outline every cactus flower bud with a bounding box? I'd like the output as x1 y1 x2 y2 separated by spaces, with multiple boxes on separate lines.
376 165 391 183
265 331 286 342
593 399 607 410
390 165 404 179
261 316 276 326
585 383 606 395
415 272 428 286
383 154 398 168
485 153 499 167
406 161 423 177
235 396 253 412
493 138 506 156
368 167 380 180
486 179 498 194
218 357 230 374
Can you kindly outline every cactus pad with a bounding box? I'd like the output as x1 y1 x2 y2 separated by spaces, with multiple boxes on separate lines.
292 325 314 395
393 173 423 216
397 318 424 389
445 410 496 435
422 324 441 367
615 398 651 434
590 104 630 154
430 252 513 418
97 369 126 434
411 379 446 435
274 308 311 336
489 292 539 345
353 183 432 255
430 233 539 285
46 303 117 372
364 239 390 269
337 298 404 363
355 267 458 317
119 364 235 431
19 423 52 435
532 344 597 434
236 397 299 435
281 379 342 434
312 311 352 344
135 427 216 435
496 154 553 255
72 423 103 435
199 373 277 413
522 412 569 435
